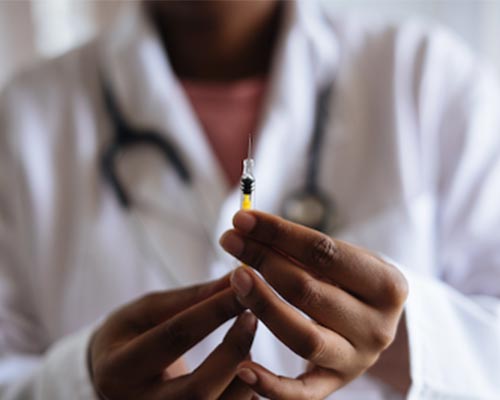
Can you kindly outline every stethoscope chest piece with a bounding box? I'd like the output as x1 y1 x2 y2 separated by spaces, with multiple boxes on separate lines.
282 188 339 233
280 81 341 234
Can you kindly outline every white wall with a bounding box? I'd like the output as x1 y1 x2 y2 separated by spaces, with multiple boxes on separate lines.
322 0 500 72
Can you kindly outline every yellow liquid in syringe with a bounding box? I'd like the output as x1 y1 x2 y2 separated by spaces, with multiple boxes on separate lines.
241 193 252 210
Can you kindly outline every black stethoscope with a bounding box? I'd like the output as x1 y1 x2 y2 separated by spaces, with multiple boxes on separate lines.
100 75 337 233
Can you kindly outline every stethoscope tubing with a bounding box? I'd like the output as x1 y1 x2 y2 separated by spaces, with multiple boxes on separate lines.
100 73 336 236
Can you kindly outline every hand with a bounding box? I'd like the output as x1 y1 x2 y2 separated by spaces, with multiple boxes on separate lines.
220 211 409 400
89 275 258 400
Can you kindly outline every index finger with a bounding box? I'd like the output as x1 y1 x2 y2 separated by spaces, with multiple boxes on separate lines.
132 274 232 328
230 211 400 304
153 312 257 400
115 287 245 377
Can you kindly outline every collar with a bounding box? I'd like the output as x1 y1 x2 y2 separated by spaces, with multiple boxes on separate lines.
99 0 339 133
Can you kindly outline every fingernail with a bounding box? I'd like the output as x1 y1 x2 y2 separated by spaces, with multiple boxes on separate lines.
220 232 245 256
237 368 258 385
233 211 257 233
240 311 257 333
231 267 253 297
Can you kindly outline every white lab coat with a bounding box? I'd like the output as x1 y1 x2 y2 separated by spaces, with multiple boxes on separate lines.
1 1 500 399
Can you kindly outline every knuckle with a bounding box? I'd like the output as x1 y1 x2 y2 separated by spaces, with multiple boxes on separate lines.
310 236 338 267
295 277 323 309
370 323 395 350
244 245 267 271
300 328 326 362
380 270 409 308
160 321 193 349
265 218 290 244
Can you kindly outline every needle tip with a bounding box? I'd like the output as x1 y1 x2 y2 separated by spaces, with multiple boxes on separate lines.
247 134 252 160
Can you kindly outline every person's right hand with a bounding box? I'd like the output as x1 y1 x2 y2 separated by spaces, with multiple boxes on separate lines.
88 275 257 400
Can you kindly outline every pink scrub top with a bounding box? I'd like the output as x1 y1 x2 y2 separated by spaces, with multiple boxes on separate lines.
181 77 267 187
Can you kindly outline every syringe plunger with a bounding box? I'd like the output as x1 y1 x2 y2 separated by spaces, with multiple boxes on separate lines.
240 159 255 194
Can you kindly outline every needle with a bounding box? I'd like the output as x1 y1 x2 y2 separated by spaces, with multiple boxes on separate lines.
247 135 252 160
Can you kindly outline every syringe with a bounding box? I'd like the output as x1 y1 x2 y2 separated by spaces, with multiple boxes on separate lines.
240 136 255 210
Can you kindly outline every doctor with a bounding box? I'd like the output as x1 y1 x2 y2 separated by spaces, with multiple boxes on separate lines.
1 0 500 399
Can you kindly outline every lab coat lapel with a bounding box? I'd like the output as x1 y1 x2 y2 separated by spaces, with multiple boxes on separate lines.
101 4 228 285
102 2 228 205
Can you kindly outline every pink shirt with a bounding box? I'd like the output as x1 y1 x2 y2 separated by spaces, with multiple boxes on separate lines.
181 77 267 187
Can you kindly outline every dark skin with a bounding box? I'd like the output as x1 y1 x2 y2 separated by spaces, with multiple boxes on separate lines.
89 1 410 399
145 0 283 183
90 275 258 399
219 211 408 398
145 0 283 81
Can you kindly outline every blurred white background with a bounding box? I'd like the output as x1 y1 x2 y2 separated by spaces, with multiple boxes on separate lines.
0 0 499 89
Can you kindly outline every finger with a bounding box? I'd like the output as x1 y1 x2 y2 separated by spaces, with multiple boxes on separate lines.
237 362 342 400
152 312 257 400
220 352 256 400
118 274 232 333
191 312 257 397
115 287 245 377
223 211 406 305
222 233 387 349
219 377 255 400
230 266 356 370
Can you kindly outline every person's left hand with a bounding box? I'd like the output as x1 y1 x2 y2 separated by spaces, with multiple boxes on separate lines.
220 210 408 400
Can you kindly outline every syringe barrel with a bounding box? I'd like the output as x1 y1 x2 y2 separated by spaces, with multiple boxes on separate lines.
241 192 253 210
240 158 255 209
242 159 254 177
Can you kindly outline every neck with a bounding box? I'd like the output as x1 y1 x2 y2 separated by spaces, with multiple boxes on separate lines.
145 0 283 81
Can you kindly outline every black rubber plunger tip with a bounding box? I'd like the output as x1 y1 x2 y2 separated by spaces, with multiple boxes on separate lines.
240 177 255 194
